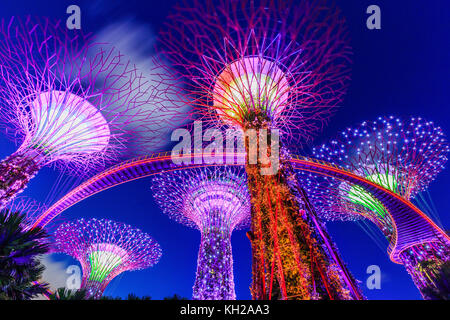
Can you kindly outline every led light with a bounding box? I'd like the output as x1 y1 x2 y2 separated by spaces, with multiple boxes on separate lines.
213 57 289 123
27 91 110 158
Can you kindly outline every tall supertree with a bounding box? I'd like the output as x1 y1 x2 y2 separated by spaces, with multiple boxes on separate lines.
159 0 361 299
0 16 172 209
308 116 450 299
151 166 250 300
52 218 161 299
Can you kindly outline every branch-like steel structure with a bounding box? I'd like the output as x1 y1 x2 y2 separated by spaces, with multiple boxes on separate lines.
151 166 250 300
0 16 177 208
53 218 161 299
308 116 450 299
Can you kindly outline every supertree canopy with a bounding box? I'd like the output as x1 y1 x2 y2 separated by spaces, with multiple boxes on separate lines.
308 115 450 299
160 0 351 140
53 218 161 299
151 166 250 300
0 16 171 208
159 0 360 300
313 116 449 201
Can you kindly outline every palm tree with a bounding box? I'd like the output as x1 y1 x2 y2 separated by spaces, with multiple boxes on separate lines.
100 293 152 300
101 293 186 300
0 210 49 300
100 295 123 300
127 293 152 300
163 294 188 300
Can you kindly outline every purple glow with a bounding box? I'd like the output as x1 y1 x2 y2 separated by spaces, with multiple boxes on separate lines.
0 16 174 208
305 115 450 299
312 116 449 200
151 166 250 300
53 218 161 299
306 116 449 236
158 0 352 141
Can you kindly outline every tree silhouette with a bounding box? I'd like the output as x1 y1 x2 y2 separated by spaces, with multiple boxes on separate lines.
163 294 188 300
49 288 90 300
0 210 49 300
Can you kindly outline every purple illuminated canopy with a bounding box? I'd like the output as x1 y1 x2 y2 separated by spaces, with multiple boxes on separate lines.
53 218 161 298
0 16 175 208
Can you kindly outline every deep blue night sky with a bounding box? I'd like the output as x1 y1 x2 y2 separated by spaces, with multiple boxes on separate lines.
0 0 449 300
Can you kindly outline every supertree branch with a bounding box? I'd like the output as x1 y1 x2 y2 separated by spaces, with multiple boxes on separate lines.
159 0 351 142
299 170 395 239
53 218 161 299
151 166 250 300
0 16 176 208
310 115 450 299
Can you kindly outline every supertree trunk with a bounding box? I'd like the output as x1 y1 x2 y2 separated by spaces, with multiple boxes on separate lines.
82 279 105 300
244 119 357 300
151 167 249 300
193 226 236 300
246 160 352 299
0 150 42 209
400 241 450 300
246 165 311 299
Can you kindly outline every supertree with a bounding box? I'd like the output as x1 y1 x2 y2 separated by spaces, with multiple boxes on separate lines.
52 218 161 299
159 0 361 299
307 116 450 299
0 16 173 209
151 166 250 300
